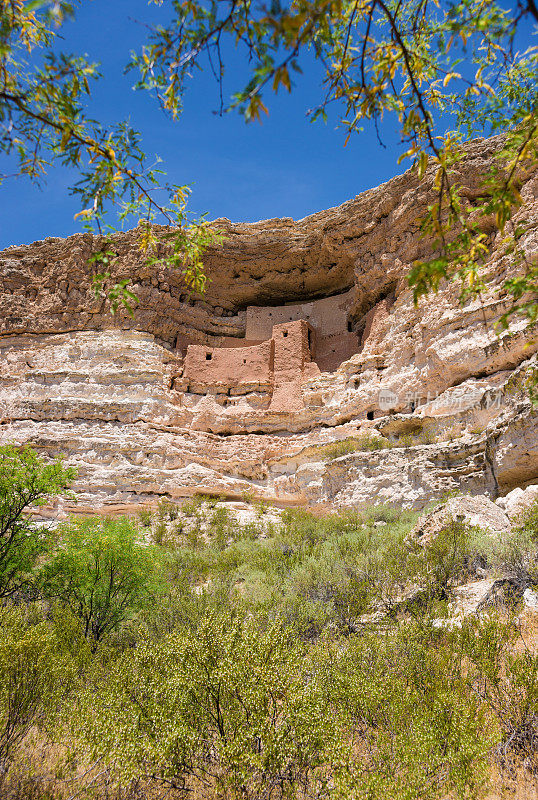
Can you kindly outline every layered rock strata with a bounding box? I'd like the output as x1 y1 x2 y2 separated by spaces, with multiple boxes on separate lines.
1 134 537 514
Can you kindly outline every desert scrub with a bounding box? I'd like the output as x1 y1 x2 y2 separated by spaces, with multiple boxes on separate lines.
180 495 205 517
469 424 486 436
321 621 495 799
394 429 437 447
137 507 153 528
0 605 78 781
209 505 233 549
471 500 538 589
77 612 341 800
316 433 392 461
39 516 167 649
442 424 464 442
254 500 268 518
152 519 167 545
418 426 437 445
157 498 179 521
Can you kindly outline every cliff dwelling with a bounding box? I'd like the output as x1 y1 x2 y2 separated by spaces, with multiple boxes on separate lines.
1 135 537 511
179 290 359 413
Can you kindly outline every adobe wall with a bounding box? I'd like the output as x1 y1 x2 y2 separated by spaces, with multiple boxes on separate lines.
245 290 359 373
182 319 321 413
183 339 273 390
270 320 313 413
245 289 355 339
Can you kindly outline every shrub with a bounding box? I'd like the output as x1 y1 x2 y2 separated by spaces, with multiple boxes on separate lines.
316 434 392 461
454 616 538 769
40 516 165 649
319 622 495 800
415 520 474 600
77 612 340 799
418 426 437 444
157 498 179 521
153 519 167 544
469 502 538 590
0 605 76 781
0 445 75 598
138 507 153 527
210 505 232 549
180 495 204 517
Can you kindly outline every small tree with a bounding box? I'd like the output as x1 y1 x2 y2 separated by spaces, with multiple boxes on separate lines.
78 612 340 798
41 516 163 648
0 445 75 599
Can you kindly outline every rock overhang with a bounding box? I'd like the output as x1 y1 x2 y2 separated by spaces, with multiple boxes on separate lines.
1 133 538 513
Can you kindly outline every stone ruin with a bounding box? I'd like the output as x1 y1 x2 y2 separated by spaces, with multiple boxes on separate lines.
1 134 537 513
180 290 360 413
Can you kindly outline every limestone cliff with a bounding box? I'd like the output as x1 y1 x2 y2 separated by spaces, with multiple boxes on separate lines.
1 134 537 515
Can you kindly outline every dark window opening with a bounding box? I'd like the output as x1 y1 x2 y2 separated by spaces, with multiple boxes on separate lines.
283 330 288 338
307 329 313 348
367 410 374 421
243 359 247 364
205 353 212 361
347 321 353 333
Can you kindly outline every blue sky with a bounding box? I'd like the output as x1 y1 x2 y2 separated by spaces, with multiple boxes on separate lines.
0 0 409 249
0 1 534 249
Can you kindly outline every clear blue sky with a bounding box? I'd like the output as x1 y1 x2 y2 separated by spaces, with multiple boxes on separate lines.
0 0 410 249
0 1 534 249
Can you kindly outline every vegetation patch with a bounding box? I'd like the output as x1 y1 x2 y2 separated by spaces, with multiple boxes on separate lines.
314 434 394 460
2 445 538 798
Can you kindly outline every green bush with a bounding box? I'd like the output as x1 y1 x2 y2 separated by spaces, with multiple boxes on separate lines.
4 470 538 798
316 433 393 461
0 605 76 781
77 612 340 799
318 622 495 800
0 445 75 598
416 520 473 599
40 516 165 649
137 507 153 527
157 498 179 521
465 501 538 590
453 616 538 769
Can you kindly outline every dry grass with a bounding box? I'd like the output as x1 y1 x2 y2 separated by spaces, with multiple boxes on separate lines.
485 764 538 799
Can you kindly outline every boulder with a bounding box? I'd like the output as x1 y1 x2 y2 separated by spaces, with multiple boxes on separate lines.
496 484 538 520
412 494 511 545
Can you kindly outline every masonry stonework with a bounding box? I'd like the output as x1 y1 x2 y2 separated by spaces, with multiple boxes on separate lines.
183 339 273 392
181 288 362 413
270 320 317 413
245 290 359 372
182 318 319 413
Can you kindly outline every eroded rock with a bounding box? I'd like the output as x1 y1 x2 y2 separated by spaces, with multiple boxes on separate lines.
1 134 537 514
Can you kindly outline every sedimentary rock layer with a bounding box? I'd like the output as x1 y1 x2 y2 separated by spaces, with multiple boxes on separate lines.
1 134 537 514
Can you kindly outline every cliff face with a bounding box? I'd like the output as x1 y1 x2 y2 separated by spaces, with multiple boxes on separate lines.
1 135 537 515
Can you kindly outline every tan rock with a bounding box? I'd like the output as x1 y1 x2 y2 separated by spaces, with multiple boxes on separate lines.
496 484 538 520
1 134 537 514
411 495 511 544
